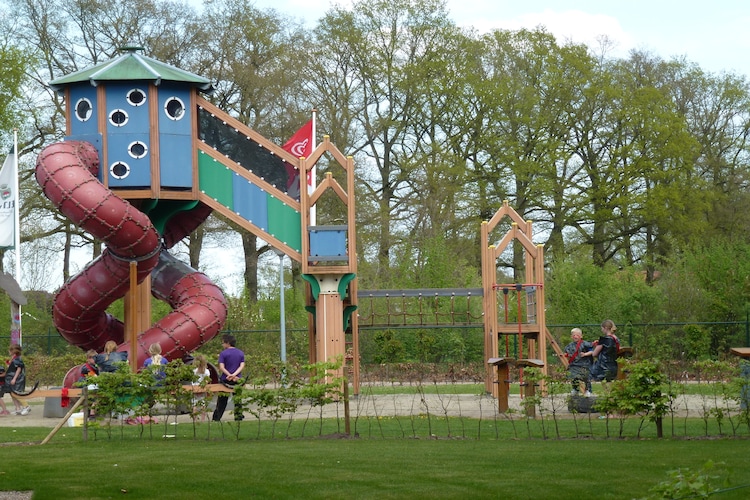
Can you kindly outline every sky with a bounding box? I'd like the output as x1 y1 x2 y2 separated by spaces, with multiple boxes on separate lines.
249 0 750 77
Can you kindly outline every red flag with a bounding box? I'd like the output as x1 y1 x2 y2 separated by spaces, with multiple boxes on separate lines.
282 120 314 195
282 119 313 159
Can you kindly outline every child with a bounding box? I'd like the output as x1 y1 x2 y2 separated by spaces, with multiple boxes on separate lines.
587 319 621 382
563 328 594 397
0 344 30 416
191 354 211 422
80 349 100 419
143 342 168 383
80 349 100 382
95 340 127 373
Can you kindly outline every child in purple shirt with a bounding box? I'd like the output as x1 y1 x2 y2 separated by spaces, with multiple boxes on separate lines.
212 334 245 421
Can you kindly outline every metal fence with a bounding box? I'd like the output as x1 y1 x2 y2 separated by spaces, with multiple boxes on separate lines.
5 320 749 360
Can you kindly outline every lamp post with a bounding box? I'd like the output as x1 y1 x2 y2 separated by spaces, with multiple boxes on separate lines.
273 249 287 363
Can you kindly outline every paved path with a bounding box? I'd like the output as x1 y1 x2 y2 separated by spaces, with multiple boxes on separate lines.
0 391 733 429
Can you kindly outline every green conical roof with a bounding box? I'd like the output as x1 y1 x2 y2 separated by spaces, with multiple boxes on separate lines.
49 46 213 93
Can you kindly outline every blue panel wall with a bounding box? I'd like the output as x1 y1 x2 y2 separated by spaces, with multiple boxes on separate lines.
68 84 99 137
106 133 151 187
158 84 193 188
104 82 152 188
232 174 268 231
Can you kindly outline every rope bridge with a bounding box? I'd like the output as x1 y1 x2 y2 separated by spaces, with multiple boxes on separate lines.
357 288 485 327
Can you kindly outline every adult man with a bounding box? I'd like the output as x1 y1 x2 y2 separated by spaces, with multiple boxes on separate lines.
212 334 246 421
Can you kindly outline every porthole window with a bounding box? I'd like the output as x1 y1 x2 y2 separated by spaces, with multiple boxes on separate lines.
110 161 130 179
126 88 147 106
164 97 185 120
128 141 148 159
109 109 129 127
75 98 93 122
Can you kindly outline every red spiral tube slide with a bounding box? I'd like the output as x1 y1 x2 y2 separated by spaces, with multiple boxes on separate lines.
36 141 227 385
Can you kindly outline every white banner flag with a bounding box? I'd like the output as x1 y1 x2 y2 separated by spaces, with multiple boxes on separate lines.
0 144 17 248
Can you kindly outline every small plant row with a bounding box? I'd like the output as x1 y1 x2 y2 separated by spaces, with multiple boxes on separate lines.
76 357 750 441
80 356 345 440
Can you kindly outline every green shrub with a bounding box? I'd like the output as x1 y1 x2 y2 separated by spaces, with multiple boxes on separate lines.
25 353 85 386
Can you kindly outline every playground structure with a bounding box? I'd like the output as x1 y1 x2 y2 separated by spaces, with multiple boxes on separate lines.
353 201 565 411
481 201 565 409
24 47 566 411
36 47 357 387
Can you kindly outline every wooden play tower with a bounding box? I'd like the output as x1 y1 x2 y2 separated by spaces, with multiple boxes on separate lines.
481 201 564 409
42 47 358 387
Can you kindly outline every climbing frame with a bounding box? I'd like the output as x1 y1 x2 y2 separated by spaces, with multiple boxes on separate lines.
481 200 565 405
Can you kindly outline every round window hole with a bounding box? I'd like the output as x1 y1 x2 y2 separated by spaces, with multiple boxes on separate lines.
110 161 130 179
75 98 93 122
127 88 147 106
109 109 129 127
164 97 185 120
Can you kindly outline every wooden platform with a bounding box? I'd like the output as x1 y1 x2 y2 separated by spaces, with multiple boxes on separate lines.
731 347 750 358
11 383 235 401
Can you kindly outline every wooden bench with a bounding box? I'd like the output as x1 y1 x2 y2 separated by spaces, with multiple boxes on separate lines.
12 383 236 402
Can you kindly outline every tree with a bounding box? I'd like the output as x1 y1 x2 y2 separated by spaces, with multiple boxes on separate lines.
0 38 27 132
469 29 593 272
0 24 34 274
668 63 750 245
308 0 462 287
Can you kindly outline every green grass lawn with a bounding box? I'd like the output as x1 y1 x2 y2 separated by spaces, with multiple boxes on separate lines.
1 424 749 499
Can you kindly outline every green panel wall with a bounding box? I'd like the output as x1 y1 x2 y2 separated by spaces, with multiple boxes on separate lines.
199 149 301 254
267 194 301 252
198 150 234 209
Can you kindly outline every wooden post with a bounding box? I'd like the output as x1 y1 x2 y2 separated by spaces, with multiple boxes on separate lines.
129 260 138 372
488 358 513 413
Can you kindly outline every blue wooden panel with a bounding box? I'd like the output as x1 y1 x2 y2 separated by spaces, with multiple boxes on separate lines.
160 133 193 188
157 85 193 189
157 85 192 135
68 84 99 137
106 133 151 187
105 82 151 135
232 174 268 231
309 226 348 260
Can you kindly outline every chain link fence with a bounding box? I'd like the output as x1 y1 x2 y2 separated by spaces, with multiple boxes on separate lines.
4 320 749 365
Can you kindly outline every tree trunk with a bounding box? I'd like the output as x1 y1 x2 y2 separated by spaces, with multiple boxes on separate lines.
242 232 259 302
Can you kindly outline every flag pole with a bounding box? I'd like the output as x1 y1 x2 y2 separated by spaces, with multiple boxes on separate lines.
310 109 317 226
12 129 22 346
12 130 20 287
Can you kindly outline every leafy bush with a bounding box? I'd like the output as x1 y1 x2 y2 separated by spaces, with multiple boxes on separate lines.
642 460 730 499
25 353 86 386
595 360 674 438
